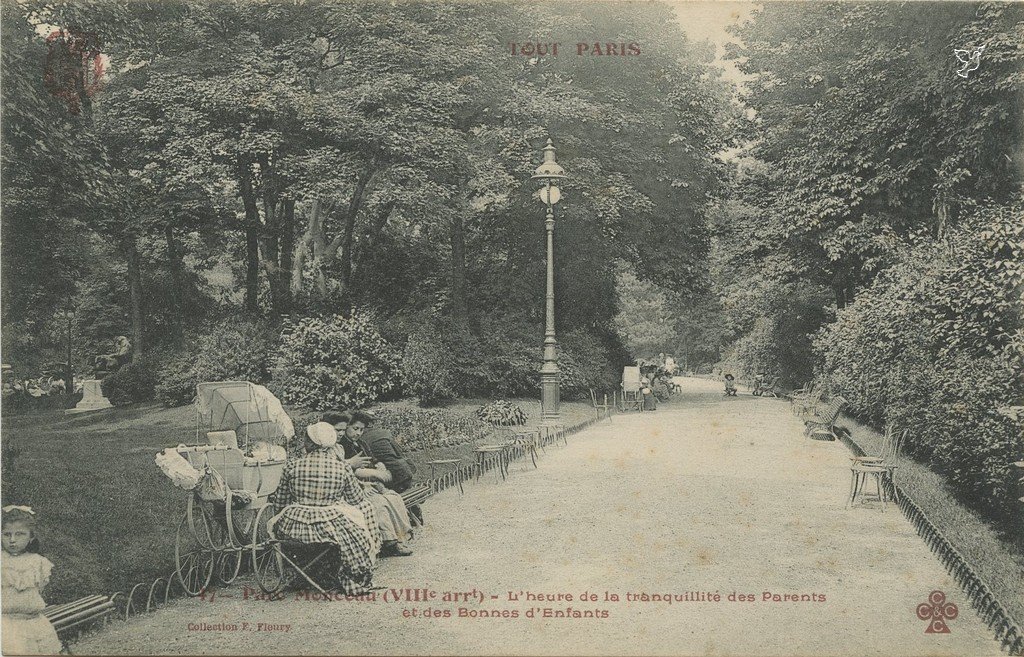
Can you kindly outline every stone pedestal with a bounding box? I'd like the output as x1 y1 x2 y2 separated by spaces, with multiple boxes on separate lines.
65 379 113 414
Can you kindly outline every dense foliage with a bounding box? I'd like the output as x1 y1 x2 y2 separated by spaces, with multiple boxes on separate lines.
154 320 279 406
728 3 1023 305
713 3 1024 379
1 1 730 409
400 317 487 405
700 3 1024 522
815 201 1024 515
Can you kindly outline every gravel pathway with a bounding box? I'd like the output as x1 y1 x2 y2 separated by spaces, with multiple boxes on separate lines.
74 378 1001 656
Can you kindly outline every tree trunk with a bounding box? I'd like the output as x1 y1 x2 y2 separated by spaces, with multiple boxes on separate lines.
237 158 261 312
450 209 469 329
351 200 395 290
125 239 145 358
65 311 74 394
164 223 184 344
332 165 376 298
279 199 295 315
258 198 285 316
292 199 321 297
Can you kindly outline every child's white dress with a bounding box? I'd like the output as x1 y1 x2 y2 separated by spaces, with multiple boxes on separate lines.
2 552 62 655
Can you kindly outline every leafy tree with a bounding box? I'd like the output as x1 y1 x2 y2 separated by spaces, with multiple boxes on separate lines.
729 2 1024 304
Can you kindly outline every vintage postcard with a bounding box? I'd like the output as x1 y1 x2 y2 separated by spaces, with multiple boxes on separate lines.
1 0 1022 655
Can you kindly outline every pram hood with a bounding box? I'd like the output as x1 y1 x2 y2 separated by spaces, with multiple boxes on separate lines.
196 381 295 446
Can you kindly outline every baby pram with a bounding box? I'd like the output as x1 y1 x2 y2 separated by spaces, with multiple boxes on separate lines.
160 382 303 595
619 366 643 411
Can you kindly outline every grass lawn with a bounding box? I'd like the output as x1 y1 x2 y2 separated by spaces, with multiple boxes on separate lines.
0 397 602 604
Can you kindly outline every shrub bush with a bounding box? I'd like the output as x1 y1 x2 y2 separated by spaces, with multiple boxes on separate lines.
815 200 1024 518
558 330 619 399
101 362 157 406
274 313 401 412
374 407 493 452
729 282 832 384
401 314 621 403
401 316 489 405
478 317 541 398
475 400 527 426
155 320 279 407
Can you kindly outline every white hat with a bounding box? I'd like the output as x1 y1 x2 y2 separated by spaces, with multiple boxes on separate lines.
306 422 338 448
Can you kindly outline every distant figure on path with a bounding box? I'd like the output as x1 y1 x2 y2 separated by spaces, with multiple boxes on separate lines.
724 374 738 396
640 376 658 410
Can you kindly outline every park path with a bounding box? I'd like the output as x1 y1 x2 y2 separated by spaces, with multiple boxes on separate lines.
74 377 1000 656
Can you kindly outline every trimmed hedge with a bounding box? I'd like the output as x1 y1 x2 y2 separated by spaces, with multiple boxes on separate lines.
101 362 157 406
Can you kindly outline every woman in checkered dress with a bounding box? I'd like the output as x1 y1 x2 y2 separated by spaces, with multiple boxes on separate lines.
269 423 383 594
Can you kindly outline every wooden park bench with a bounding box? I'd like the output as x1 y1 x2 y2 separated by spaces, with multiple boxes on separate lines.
804 395 847 441
44 594 115 647
789 382 821 416
401 484 432 527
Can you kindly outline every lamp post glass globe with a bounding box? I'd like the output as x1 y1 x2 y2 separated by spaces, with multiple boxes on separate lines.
533 137 565 427
537 184 561 206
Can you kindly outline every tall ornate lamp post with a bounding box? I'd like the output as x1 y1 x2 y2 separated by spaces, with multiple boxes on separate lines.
532 138 567 425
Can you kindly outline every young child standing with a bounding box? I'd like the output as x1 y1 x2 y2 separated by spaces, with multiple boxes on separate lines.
2 506 62 655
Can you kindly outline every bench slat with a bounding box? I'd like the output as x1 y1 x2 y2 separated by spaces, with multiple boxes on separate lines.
48 603 115 630
43 596 115 638
43 595 108 620
401 485 431 506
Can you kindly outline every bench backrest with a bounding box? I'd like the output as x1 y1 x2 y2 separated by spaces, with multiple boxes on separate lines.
820 396 847 422
44 595 114 636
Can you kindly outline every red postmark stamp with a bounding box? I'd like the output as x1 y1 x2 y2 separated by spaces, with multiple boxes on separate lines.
916 590 958 633
43 27 105 115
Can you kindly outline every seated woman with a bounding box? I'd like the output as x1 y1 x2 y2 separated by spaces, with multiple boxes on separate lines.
724 373 738 396
269 422 383 595
322 412 414 557
640 376 657 411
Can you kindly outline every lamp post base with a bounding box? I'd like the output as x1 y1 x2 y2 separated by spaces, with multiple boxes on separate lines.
540 370 561 424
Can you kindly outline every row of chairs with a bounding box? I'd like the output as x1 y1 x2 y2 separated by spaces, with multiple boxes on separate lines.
791 383 846 441
792 385 906 511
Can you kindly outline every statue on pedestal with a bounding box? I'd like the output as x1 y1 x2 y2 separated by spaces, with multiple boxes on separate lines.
68 336 131 414
92 336 132 377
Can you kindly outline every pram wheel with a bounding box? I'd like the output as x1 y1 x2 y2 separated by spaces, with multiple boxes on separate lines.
252 505 285 594
174 513 214 596
215 549 243 585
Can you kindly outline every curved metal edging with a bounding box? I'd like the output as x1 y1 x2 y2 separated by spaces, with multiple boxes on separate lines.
108 591 128 621
126 582 148 619
146 578 167 613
